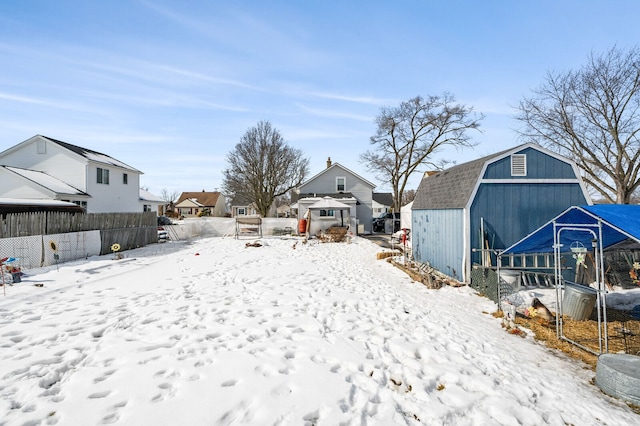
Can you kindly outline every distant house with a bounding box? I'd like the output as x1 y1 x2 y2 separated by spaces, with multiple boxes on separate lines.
139 189 164 215
175 191 226 217
291 157 376 234
230 196 260 217
411 143 591 283
372 193 393 216
0 135 143 213
276 203 291 218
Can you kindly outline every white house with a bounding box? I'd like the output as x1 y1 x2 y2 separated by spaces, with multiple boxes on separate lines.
292 157 376 234
0 135 143 213
139 189 165 214
175 191 226 217
372 192 393 216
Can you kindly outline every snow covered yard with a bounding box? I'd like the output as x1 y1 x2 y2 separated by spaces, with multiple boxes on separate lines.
0 236 638 425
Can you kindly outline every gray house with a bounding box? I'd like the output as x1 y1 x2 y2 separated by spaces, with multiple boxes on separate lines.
412 143 591 283
292 158 375 234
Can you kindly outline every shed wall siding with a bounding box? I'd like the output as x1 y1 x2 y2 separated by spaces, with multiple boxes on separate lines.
412 208 464 280
469 183 588 266
483 147 576 180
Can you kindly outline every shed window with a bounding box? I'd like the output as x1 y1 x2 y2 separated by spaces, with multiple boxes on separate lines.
511 154 527 176
336 177 346 192
123 173 128 184
319 209 335 217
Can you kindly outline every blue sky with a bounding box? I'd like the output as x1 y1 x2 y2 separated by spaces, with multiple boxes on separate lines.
1 1 639 196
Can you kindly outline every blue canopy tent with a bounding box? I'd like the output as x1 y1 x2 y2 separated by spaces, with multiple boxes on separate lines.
499 204 640 355
502 204 640 255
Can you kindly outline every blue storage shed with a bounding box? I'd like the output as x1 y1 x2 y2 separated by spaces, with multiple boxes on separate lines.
411 143 591 283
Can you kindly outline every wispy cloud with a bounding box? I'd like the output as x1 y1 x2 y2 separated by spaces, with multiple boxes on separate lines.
294 103 373 122
307 92 396 106
0 92 56 106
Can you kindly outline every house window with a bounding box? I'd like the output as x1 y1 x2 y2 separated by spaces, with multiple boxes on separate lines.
123 173 128 184
319 209 335 217
511 154 527 176
73 200 88 211
143 204 151 212
97 168 110 184
336 177 346 192
237 207 246 216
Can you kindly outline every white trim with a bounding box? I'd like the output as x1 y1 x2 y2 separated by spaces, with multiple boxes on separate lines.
511 154 527 176
480 178 583 184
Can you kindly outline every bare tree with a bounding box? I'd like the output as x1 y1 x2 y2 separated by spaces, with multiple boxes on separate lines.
223 120 309 217
516 46 640 204
160 188 180 203
361 94 483 211
401 188 416 206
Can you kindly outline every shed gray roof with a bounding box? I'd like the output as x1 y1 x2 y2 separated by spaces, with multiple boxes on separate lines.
413 147 514 209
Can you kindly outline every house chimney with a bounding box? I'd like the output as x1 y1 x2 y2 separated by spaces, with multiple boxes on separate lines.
327 157 332 168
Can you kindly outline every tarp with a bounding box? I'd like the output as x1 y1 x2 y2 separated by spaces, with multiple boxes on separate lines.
502 204 640 255
400 201 413 231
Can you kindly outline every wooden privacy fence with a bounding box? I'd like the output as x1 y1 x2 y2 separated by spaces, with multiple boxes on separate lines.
0 211 157 238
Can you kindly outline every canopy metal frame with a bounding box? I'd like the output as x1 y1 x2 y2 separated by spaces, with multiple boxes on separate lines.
553 221 607 355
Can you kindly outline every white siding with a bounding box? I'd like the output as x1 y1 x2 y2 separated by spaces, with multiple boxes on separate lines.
0 135 143 213
0 137 88 190
87 164 141 213
0 169 52 198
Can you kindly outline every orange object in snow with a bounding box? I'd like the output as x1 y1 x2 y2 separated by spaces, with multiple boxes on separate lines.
298 219 307 234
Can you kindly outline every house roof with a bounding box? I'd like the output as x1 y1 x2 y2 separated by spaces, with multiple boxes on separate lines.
176 198 205 208
300 162 376 189
2 165 89 197
139 189 163 203
372 192 393 206
176 191 222 207
291 192 356 203
39 135 142 173
413 143 559 210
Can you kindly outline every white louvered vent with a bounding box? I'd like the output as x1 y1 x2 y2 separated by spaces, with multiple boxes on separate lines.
511 154 527 176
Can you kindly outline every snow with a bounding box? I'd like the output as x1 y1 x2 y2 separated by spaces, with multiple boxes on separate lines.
4 167 85 196
1 236 638 425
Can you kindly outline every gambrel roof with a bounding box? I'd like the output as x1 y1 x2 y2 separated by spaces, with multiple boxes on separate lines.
413 143 585 210
413 151 508 210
